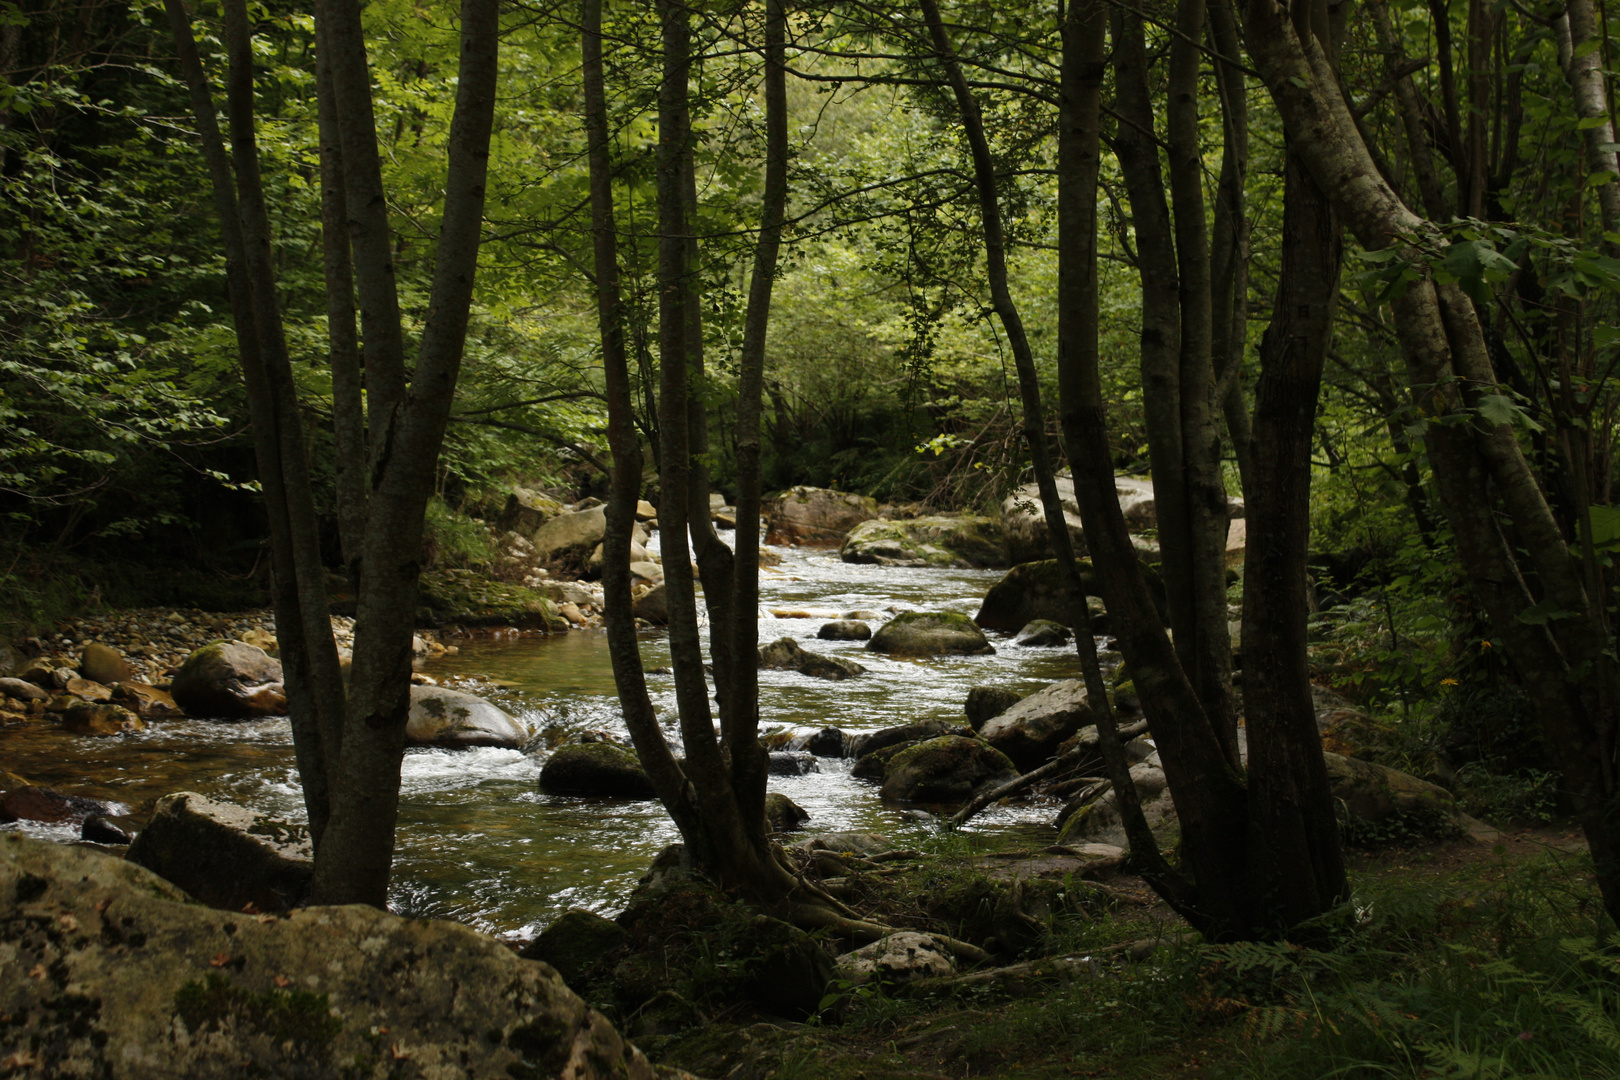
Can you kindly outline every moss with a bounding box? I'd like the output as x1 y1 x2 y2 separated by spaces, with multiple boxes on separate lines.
173 972 341 1059
411 570 568 631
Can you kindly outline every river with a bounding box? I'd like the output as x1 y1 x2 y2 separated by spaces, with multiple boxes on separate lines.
1 539 1094 941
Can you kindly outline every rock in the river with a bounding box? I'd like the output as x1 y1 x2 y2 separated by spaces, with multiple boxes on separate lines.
633 582 668 625
975 558 1157 631
108 680 179 718
980 679 1095 771
1001 475 1089 564
541 742 658 799
880 735 1019 803
768 751 821 775
533 503 608 564
759 636 867 679
61 701 145 736
866 611 993 656
0 832 660 1080
125 791 313 912
0 786 113 825
81 813 134 845
764 486 879 546
792 726 850 757
519 907 628 986
406 684 529 748
170 639 287 719
964 685 1025 732
1014 619 1072 647
817 619 872 641
64 676 111 701
848 719 960 759
836 932 956 987
79 642 133 684
840 515 1004 568
765 791 810 831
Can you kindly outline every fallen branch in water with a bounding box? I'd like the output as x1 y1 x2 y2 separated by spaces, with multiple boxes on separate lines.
949 720 1149 829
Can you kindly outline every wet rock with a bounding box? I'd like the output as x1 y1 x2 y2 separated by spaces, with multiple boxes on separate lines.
965 686 1024 732
519 907 627 986
62 701 145 736
980 679 1095 771
81 813 133 845
759 636 866 679
836 932 956 987
764 486 879 546
79 642 133 684
767 751 820 776
866 611 994 656
109 680 180 718
765 792 810 831
406 684 529 748
840 515 1005 568
852 740 917 780
880 735 1020 804
633 582 668 625
0 832 660 1080
0 676 47 702
1014 619 1072 647
540 742 658 799
848 719 959 759
975 558 1154 631
170 640 287 719
792 726 849 757
0 786 113 825
125 791 313 912
817 619 871 641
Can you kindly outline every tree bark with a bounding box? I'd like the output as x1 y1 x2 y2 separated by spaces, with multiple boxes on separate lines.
1557 0 1620 244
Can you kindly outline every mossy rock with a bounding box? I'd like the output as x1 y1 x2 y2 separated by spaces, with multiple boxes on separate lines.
413 569 569 631
850 740 918 781
840 515 1005 569
866 611 994 656
540 742 657 799
519 908 627 987
880 735 1019 803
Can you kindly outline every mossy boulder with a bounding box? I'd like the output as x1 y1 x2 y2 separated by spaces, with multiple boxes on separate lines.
519 907 627 987
125 791 313 913
765 792 810 831
1322 752 1465 837
964 686 1024 731
880 735 1019 803
866 611 994 656
759 636 866 679
839 515 1005 568
540 742 657 799
417 569 568 630
847 718 961 758
170 640 286 719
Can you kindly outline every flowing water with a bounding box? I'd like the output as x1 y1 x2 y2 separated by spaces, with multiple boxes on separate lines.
1 539 1095 940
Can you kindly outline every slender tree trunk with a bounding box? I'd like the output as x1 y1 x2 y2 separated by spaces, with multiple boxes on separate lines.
1209 0 1254 495
1558 0 1620 243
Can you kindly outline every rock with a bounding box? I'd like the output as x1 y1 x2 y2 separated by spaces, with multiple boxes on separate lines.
791 727 849 757
852 740 917 780
866 611 994 656
759 636 867 679
633 583 668 625
764 486 879 546
418 569 567 630
170 640 287 719
981 679 1095 771
82 814 134 845
406 684 529 748
1227 517 1247 569
0 676 47 702
587 526 652 573
1014 619 1072 647
965 686 1024 732
817 619 871 641
499 485 565 533
558 601 586 625
534 504 608 564
50 665 78 689
109 680 180 718
64 676 112 701
629 560 664 583
765 792 810 831
848 719 957 759
880 735 1019 803
767 751 820 776
0 786 113 824
541 742 658 799
791 832 894 859
1321 752 1463 831
79 642 133 684
839 515 1005 568
238 627 278 655
17 656 57 687
125 791 313 912
519 907 628 986
0 832 659 1080
62 702 146 736
636 498 657 521
1057 762 1175 847
1001 475 1088 564
539 579 603 608
976 558 1160 631
741 914 837 1019
836 932 956 987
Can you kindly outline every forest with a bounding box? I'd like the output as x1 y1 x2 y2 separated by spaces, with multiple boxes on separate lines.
4 0 1620 1075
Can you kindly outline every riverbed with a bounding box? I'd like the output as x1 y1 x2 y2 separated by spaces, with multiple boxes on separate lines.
1 541 1093 940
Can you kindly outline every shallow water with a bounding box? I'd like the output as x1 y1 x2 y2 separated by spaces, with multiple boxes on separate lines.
1 540 1096 939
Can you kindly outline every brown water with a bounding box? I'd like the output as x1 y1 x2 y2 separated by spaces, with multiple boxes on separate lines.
0 542 1095 940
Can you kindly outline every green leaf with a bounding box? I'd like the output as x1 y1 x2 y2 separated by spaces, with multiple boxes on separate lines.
1517 601 1577 625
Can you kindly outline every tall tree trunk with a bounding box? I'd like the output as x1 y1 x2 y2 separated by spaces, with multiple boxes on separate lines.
1209 0 1254 495
1557 0 1620 243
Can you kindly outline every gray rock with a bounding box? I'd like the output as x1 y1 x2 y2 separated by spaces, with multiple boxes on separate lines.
1 832 658 1080
406 684 528 748
839 516 1005 568
817 619 871 641
499 485 565 533
836 931 956 987
0 676 47 701
759 636 867 679
125 791 313 913
866 611 994 656
880 735 1020 803
533 504 608 564
764 486 879 546
540 742 657 799
792 832 894 859
1002 476 1088 564
1014 619 1073 647
848 719 959 759
980 679 1095 771
170 640 287 719
519 907 627 986
964 686 1024 732
768 751 821 775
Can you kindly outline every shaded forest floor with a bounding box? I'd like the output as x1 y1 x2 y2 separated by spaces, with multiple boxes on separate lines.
643 825 1612 1080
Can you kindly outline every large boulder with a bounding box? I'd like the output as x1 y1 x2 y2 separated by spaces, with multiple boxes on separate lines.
1001 475 1088 564
0 786 113 825
817 619 871 641
975 558 1162 631
1322 752 1463 831
964 686 1024 731
540 742 658 799
839 515 1005 568
765 791 810 831
848 718 960 759
417 569 568 630
867 611 993 656
519 907 627 986
764 486 879 546
533 503 609 564
0 833 659 1080
759 637 866 679
406 684 529 748
980 679 1095 771
498 485 565 533
80 642 134 684
170 640 287 719
836 932 957 987
880 735 1019 803
125 791 313 913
